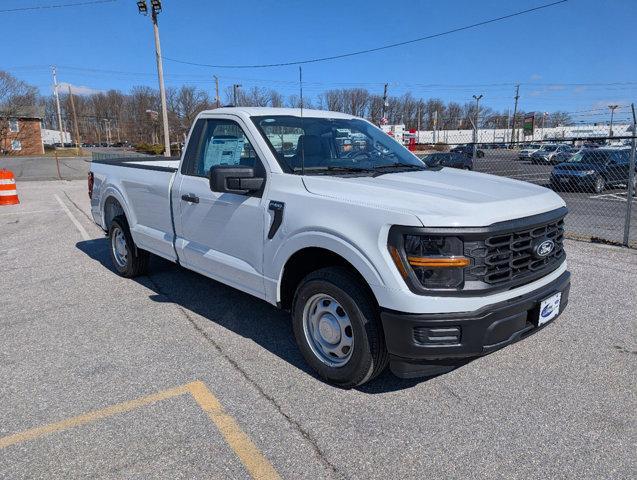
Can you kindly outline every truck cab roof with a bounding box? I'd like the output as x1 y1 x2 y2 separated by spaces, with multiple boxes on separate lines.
200 107 357 120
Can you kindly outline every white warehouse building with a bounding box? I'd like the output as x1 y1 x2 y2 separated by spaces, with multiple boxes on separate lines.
415 123 632 145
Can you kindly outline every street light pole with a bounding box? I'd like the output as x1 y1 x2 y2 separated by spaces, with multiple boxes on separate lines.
608 104 619 138
233 84 242 106
472 94 483 159
541 111 548 141
138 1 171 157
214 75 220 108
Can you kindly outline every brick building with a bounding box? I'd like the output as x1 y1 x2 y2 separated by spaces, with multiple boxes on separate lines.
1 116 45 156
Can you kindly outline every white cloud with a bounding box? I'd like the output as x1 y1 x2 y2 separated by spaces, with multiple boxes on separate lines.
58 82 103 95
530 73 542 81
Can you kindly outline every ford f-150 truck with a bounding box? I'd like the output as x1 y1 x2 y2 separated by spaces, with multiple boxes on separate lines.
89 107 570 387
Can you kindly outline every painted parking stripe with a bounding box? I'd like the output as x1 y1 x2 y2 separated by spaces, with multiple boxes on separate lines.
54 194 90 241
0 380 281 480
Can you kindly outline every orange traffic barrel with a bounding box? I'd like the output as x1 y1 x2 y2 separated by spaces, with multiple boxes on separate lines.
0 169 19 205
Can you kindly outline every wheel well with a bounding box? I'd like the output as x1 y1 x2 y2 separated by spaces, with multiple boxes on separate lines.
279 247 376 311
103 196 125 230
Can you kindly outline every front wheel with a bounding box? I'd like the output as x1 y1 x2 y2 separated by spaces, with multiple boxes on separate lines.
292 267 388 387
593 175 606 194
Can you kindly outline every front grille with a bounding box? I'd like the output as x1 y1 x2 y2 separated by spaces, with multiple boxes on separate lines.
465 217 565 287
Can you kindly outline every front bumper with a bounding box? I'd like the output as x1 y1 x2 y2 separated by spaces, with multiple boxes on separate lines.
381 270 571 378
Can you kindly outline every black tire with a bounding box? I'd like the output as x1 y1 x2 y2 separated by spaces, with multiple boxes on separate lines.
108 215 149 277
593 175 605 194
291 267 388 388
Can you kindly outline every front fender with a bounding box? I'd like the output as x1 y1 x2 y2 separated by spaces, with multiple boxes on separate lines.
270 230 387 304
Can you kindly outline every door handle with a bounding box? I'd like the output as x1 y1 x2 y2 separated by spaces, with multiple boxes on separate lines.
181 194 199 203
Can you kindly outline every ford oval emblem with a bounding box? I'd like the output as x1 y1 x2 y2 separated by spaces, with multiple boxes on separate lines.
535 239 555 258
541 303 554 318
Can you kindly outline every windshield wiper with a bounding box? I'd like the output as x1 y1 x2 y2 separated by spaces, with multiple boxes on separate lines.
371 163 428 177
307 166 376 176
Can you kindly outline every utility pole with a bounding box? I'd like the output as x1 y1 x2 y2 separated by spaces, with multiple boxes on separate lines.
433 110 438 144
67 85 81 152
608 104 619 138
51 66 65 146
380 83 389 126
472 94 483 159
505 109 510 143
510 84 520 147
214 75 220 108
102 119 112 145
137 0 171 157
233 84 242 106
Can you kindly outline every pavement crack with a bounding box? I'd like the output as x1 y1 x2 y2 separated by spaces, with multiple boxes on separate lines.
441 382 464 403
144 273 345 479
63 190 94 224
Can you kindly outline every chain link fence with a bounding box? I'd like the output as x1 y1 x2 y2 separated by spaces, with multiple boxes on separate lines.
414 116 637 248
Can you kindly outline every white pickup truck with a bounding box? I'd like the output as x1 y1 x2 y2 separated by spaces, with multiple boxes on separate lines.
89 107 570 387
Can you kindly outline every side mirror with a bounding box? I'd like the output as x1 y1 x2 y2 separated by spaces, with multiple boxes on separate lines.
209 165 264 195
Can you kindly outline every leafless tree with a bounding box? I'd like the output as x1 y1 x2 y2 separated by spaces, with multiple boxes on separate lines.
0 71 38 154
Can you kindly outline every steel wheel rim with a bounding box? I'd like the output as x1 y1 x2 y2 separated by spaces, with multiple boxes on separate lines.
302 294 354 367
596 177 604 192
111 226 128 268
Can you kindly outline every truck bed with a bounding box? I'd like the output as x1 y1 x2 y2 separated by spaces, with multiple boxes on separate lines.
90 156 180 262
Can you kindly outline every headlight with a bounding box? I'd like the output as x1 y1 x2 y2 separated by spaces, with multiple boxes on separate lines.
389 235 469 289
582 169 596 175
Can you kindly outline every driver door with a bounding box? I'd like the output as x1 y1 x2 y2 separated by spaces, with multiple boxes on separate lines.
174 117 268 299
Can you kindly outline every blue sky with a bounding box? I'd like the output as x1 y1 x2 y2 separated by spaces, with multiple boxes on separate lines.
3 0 636 121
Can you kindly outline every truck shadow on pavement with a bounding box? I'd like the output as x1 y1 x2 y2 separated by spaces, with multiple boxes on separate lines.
76 238 429 393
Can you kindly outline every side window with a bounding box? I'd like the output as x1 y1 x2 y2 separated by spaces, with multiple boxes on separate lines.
9 119 19 133
183 119 261 177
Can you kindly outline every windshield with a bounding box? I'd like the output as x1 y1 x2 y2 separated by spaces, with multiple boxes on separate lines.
567 151 609 163
252 115 426 175
541 145 558 152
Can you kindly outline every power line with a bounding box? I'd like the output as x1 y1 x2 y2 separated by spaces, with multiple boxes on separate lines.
0 0 117 13
162 0 568 68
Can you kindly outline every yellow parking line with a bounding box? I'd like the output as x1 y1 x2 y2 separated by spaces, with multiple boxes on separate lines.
189 381 281 480
0 381 281 480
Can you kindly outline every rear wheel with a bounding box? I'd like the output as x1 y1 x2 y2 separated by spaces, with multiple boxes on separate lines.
593 175 606 194
292 267 388 387
108 215 149 277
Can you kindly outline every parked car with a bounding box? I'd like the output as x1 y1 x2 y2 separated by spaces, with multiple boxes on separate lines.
530 144 573 164
450 144 484 158
422 152 473 170
519 144 543 160
89 107 570 387
551 148 636 193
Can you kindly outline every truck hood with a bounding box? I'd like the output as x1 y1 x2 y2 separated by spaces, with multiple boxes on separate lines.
302 168 565 227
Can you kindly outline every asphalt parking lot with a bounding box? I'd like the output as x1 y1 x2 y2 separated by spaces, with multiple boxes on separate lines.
1 179 635 479
425 149 637 246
